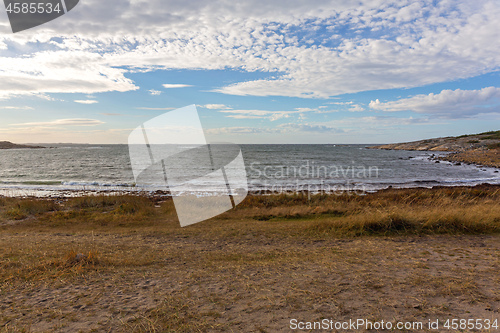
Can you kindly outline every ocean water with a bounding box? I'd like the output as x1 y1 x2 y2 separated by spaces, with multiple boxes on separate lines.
0 144 499 197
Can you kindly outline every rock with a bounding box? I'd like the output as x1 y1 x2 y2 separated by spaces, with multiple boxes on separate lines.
67 253 88 265
74 253 87 261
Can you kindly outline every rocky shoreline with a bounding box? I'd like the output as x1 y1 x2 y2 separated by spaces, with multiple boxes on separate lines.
439 149 500 168
369 130 500 168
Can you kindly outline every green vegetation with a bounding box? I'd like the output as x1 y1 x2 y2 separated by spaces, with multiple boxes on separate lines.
458 130 500 140
482 130 500 140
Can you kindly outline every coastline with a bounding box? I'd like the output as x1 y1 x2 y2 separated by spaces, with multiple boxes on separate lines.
0 141 46 149
439 149 500 168
1 150 500 198
368 130 500 169
2 142 500 198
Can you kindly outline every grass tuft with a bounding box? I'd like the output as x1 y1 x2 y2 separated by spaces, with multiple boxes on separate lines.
3 199 58 220
64 250 99 266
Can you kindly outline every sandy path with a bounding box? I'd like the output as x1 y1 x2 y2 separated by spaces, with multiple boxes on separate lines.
1 234 499 332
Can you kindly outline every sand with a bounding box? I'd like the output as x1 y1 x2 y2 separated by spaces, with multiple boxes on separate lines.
1 232 499 332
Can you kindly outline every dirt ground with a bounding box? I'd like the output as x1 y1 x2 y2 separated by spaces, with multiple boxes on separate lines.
1 232 499 332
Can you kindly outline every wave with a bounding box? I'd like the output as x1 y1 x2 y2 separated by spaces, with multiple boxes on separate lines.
1 180 63 186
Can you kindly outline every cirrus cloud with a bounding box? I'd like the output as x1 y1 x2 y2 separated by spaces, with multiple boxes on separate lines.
0 106 33 110
162 84 194 89
11 118 105 127
369 87 500 117
74 100 98 104
201 104 232 110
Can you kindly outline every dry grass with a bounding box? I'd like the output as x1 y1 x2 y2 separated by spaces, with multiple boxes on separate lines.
441 148 500 167
0 185 499 237
231 185 500 237
0 186 499 331
1 198 58 220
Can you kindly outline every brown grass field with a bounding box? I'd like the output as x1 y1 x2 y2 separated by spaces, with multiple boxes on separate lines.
1 185 500 332
441 148 500 168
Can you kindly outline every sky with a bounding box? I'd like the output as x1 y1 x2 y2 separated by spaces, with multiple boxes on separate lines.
0 0 499 144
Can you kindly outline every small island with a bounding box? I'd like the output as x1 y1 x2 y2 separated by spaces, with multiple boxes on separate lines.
369 130 500 168
0 141 46 149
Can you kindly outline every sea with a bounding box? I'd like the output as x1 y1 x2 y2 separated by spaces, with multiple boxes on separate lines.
0 144 499 197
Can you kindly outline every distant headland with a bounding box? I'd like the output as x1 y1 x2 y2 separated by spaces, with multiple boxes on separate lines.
368 130 500 152
0 141 46 149
368 130 500 168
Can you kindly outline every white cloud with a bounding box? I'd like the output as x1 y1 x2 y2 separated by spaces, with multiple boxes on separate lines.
136 107 175 110
74 100 98 104
11 118 105 127
315 116 435 134
339 116 432 127
329 102 353 105
100 113 123 116
0 127 130 144
0 106 33 110
278 123 344 133
219 106 339 120
0 51 138 100
149 89 162 95
201 104 232 110
270 113 290 121
206 123 343 135
219 109 305 121
212 0 500 98
205 127 275 135
0 0 499 100
369 87 500 117
162 84 193 89
348 104 365 112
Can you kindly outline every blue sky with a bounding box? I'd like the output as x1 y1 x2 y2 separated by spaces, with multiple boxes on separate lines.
0 0 499 144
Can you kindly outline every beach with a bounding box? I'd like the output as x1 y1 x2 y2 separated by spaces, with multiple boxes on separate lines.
1 185 499 332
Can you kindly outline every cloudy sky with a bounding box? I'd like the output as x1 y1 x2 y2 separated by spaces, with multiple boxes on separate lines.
0 0 499 144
